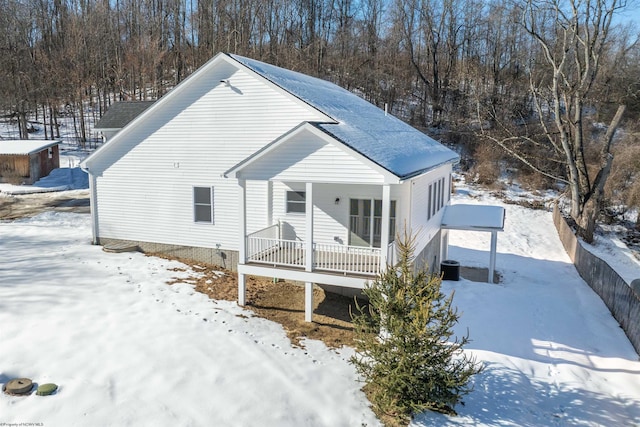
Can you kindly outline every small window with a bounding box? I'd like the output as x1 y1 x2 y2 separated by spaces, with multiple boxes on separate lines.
194 186 214 223
286 191 306 213
427 184 432 220
432 182 437 216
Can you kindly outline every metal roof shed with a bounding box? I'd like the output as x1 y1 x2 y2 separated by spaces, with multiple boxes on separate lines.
441 204 506 283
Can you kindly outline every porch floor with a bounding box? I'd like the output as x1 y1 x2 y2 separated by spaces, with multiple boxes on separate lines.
244 261 377 280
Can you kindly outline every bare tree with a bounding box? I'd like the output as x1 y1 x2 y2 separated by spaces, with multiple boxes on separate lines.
480 0 628 242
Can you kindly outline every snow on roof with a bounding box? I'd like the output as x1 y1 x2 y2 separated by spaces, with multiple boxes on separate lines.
230 54 459 179
94 101 155 130
441 204 506 231
0 140 59 155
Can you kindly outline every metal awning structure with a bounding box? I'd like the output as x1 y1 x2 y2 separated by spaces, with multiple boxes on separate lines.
440 204 506 283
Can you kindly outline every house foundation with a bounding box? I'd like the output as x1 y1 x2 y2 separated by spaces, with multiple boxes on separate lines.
97 238 240 271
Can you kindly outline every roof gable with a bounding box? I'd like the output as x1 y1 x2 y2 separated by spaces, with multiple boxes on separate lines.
82 53 330 172
82 53 459 179
230 54 459 179
226 123 397 184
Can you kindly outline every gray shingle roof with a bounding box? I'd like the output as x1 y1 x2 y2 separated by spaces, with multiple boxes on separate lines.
230 54 459 179
95 101 155 130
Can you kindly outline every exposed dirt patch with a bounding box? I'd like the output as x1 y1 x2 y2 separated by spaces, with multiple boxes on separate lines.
159 255 361 348
0 190 90 220
0 190 361 349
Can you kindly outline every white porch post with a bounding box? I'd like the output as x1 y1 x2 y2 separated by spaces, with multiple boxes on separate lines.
305 182 314 271
305 182 314 322
88 173 99 245
267 181 273 226
305 282 313 322
379 184 391 271
489 230 497 283
441 229 449 261
238 179 247 306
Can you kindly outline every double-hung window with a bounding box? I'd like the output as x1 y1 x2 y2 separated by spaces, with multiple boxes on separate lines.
194 186 214 223
286 191 306 214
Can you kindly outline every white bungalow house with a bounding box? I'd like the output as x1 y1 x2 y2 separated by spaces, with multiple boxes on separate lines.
80 53 462 321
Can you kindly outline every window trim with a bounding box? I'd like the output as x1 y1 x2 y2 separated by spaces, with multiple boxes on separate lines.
193 186 214 224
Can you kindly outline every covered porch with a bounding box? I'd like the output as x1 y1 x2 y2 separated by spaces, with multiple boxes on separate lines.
225 123 405 322
236 180 397 322
245 216 393 276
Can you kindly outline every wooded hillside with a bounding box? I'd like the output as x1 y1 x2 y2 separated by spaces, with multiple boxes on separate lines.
1 0 637 143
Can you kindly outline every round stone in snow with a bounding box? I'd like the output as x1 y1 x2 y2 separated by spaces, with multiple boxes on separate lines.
36 383 58 396
3 378 33 395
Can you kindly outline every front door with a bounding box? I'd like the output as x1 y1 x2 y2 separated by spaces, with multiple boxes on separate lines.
349 199 396 247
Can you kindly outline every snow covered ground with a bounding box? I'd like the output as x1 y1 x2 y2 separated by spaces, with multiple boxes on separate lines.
1 184 640 426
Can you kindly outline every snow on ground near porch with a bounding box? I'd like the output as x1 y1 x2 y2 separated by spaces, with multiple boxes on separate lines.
1 189 640 426
416 187 640 426
0 212 378 426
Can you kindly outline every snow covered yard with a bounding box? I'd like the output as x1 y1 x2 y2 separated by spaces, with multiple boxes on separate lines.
416 190 640 426
0 213 378 427
1 189 639 426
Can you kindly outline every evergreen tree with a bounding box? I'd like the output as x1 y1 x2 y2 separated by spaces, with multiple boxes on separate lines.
350 232 482 424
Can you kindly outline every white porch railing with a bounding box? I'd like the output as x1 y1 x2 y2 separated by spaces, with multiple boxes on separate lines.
246 226 382 275
247 237 306 267
314 243 381 275
246 224 306 268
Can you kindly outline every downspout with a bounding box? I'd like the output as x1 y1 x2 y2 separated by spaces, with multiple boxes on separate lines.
81 164 99 245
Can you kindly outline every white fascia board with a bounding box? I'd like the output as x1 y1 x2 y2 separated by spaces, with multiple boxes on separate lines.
224 122 310 178
80 53 233 173
225 122 401 184
92 127 121 132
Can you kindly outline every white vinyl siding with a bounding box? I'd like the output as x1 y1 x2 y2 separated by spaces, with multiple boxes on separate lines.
92 65 326 250
410 167 452 254
272 182 404 245
239 130 386 184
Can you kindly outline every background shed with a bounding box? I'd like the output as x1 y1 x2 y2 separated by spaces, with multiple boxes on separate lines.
94 101 154 142
0 140 60 185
